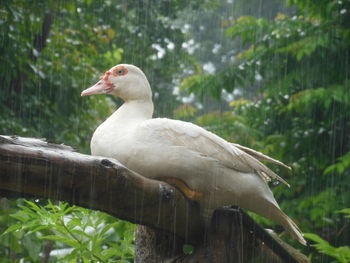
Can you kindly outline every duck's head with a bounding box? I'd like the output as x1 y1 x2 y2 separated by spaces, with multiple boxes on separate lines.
81 64 152 101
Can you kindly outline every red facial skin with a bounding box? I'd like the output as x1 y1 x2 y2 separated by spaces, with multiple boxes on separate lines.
99 66 128 89
112 65 128 77
81 66 128 96
89 65 129 94
100 71 113 87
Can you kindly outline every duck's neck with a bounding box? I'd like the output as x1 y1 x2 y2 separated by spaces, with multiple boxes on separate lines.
110 98 154 124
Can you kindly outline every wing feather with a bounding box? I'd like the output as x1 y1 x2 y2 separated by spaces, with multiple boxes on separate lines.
232 143 292 170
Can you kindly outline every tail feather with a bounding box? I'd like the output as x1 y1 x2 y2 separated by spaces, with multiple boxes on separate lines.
269 204 307 245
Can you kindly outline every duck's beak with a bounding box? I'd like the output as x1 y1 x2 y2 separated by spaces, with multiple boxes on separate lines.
81 72 114 96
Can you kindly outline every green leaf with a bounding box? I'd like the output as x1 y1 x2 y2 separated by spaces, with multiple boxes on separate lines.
102 247 119 259
338 208 350 218
40 235 80 248
1 224 22 236
304 233 329 245
324 151 350 175
23 234 42 261
305 233 350 263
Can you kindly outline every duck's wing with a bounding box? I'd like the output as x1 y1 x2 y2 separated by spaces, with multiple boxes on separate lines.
139 118 290 187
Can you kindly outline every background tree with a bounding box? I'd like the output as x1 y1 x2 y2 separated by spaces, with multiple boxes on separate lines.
180 0 350 261
0 0 203 261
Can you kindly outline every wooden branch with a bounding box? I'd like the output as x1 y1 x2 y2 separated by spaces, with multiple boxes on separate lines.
0 135 203 243
0 135 306 262
135 208 307 263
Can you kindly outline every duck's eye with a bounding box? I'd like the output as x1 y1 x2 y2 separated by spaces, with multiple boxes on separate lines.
112 66 128 76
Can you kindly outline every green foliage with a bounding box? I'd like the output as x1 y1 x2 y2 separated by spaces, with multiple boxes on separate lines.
296 189 345 229
324 151 350 175
286 86 349 114
173 104 198 121
182 245 194 255
0 0 203 151
226 16 269 46
180 0 350 261
339 208 350 219
1 200 134 262
0 0 120 152
304 209 350 263
180 68 247 100
181 0 350 98
195 110 262 146
305 233 350 263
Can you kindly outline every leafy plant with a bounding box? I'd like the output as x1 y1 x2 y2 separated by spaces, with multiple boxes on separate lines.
1 200 135 262
305 209 350 263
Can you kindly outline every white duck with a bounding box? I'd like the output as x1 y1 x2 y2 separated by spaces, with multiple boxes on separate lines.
81 64 306 245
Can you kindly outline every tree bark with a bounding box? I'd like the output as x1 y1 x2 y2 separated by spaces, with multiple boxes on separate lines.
13 12 53 93
135 208 306 263
0 135 306 262
0 135 203 243
33 13 54 57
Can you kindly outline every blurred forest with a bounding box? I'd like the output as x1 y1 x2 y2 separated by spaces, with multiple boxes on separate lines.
0 0 349 262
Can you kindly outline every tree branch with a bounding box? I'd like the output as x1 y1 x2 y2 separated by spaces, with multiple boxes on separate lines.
0 135 203 243
0 135 307 262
